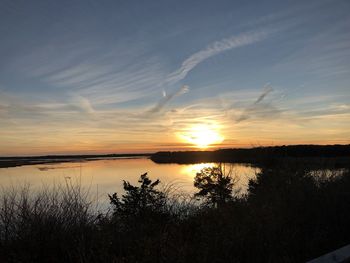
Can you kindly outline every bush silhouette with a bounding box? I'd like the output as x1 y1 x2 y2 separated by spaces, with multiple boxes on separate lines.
194 164 235 207
107 173 170 261
109 172 167 218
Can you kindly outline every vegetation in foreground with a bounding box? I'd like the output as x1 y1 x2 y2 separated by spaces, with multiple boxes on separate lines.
0 159 350 263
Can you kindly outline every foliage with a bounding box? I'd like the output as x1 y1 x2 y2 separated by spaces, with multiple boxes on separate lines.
108 172 167 218
106 173 170 262
194 164 235 207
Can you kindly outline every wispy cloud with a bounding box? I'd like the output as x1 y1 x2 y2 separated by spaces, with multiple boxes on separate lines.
165 30 269 85
148 85 189 114
235 84 278 122
145 29 271 116
270 15 350 80
10 39 167 106
254 85 273 104
66 95 95 116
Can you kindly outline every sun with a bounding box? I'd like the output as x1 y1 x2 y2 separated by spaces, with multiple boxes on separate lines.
179 124 224 149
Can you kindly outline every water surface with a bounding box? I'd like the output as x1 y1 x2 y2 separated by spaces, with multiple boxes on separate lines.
0 158 259 203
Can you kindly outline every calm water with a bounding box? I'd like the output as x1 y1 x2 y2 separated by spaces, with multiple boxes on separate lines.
0 158 259 203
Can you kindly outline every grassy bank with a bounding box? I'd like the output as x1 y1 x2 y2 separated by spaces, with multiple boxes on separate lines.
1 159 350 262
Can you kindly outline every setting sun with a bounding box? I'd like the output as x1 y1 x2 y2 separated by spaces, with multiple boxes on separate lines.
179 125 224 148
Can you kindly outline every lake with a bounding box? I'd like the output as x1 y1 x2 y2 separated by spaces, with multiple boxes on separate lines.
0 157 259 205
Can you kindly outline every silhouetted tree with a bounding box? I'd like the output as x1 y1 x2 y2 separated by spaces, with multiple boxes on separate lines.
194 164 235 207
108 173 169 261
109 172 166 217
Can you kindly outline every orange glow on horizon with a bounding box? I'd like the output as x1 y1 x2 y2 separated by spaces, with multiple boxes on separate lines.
178 124 224 149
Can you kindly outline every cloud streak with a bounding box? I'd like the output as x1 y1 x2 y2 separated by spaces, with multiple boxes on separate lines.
148 85 189 113
254 85 273 104
10 39 167 106
165 30 269 85
236 85 276 123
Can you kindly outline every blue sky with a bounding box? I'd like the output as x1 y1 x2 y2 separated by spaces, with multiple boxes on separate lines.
0 0 349 155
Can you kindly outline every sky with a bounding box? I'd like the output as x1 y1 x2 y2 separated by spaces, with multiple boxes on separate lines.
0 0 349 156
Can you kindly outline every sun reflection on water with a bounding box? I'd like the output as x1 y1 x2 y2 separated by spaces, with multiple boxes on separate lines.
181 163 216 177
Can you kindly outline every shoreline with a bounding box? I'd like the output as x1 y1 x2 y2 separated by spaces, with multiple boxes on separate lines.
0 154 151 168
1 145 349 169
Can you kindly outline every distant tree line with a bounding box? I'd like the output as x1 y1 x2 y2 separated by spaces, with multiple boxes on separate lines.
151 144 350 164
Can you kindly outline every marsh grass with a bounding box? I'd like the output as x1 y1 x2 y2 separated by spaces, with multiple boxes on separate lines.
0 182 105 262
